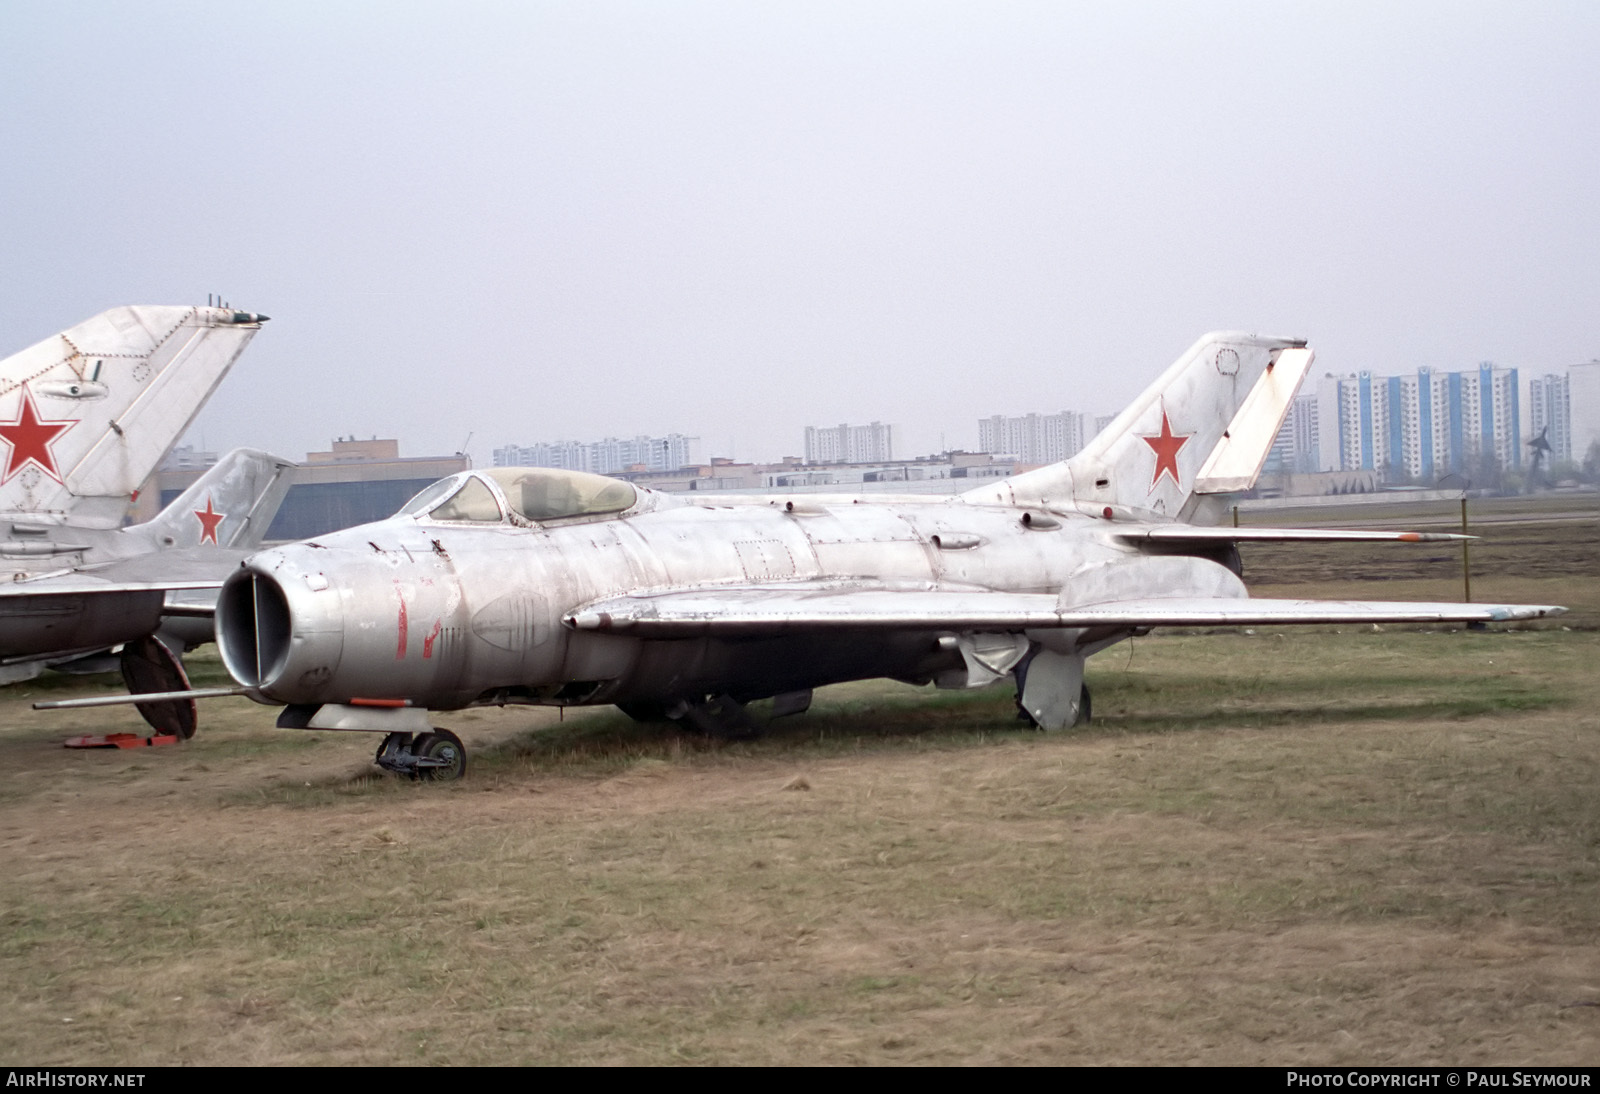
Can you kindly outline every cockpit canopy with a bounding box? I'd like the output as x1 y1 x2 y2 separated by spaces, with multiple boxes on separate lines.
398 467 639 525
484 467 637 522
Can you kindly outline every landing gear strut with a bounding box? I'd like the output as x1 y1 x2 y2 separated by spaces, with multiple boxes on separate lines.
1014 647 1091 730
668 694 762 739
374 729 467 781
616 700 672 723
1015 684 1091 729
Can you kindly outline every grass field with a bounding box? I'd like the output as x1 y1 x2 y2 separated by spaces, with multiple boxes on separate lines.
0 497 1595 1064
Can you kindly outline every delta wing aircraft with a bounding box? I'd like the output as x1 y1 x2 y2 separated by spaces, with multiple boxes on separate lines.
0 305 288 734
178 332 1560 781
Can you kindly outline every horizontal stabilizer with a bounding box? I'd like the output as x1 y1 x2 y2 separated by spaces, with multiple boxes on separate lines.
1116 525 1471 544
0 546 241 596
566 584 1562 638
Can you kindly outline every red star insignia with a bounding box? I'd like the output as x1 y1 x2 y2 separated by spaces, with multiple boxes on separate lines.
1140 409 1191 491
193 495 225 545
0 386 74 484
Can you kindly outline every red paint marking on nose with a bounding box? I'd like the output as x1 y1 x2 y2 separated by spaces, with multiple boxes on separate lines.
396 595 408 659
423 620 442 659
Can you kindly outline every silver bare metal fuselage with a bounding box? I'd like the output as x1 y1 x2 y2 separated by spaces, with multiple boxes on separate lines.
223 494 1142 712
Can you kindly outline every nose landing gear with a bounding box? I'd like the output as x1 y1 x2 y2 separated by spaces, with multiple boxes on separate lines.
374 728 467 781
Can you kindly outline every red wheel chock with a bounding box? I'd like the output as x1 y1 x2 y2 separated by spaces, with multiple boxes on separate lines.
64 733 181 749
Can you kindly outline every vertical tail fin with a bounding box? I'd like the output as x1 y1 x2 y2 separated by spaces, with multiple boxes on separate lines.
962 332 1312 522
0 305 268 527
135 448 296 550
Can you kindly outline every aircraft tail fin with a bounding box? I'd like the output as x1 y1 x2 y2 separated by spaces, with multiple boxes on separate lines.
961 332 1313 522
0 306 268 528
135 448 296 550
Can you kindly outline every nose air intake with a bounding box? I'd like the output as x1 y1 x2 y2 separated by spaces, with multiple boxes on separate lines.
217 570 292 688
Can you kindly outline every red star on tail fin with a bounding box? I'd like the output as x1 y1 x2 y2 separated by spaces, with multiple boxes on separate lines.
0 387 74 484
194 496 225 544
1140 410 1191 491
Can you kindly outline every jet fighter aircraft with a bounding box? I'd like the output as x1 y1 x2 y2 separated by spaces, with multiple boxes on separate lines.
3 445 294 735
0 305 286 734
200 332 1561 781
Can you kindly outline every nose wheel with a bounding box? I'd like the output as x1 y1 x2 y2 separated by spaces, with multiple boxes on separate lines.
374 729 467 781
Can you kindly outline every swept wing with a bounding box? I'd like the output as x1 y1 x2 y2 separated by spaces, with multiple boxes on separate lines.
567 584 1562 637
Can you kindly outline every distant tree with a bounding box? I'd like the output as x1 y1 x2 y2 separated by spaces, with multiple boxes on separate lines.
1469 447 1504 494
1548 458 1582 485
1584 441 1600 483
1380 460 1414 488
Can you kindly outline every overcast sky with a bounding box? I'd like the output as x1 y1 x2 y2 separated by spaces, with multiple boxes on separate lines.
2 1 1596 465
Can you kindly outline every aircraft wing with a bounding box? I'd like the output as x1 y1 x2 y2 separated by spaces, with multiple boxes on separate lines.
1114 526 1468 544
0 547 242 596
566 585 1563 637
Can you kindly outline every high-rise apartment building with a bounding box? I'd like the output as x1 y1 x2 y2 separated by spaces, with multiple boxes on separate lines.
976 411 1088 465
1530 361 1600 468
1264 395 1320 474
1529 373 1572 461
493 433 700 474
1571 362 1600 466
1316 364 1521 480
803 422 895 464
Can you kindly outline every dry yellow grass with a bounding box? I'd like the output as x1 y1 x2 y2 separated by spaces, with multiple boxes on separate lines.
0 498 1595 1064
2 621 1597 1065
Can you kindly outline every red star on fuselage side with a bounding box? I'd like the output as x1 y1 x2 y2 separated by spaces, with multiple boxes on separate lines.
194 495 225 545
1140 409 1191 491
0 387 74 484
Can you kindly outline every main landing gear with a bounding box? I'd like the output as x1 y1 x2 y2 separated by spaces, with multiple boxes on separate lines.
374 729 467 781
1015 684 1092 730
120 635 198 740
617 690 814 740
1012 647 1092 731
